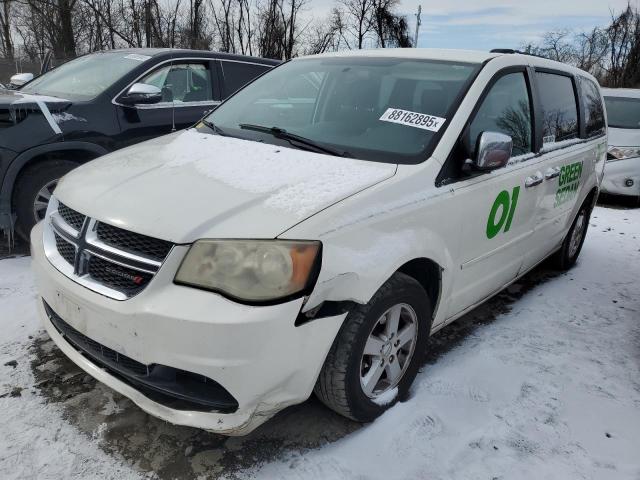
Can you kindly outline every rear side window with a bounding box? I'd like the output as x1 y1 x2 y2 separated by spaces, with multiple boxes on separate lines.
468 72 533 157
604 96 640 129
536 72 579 146
221 61 271 97
579 77 605 137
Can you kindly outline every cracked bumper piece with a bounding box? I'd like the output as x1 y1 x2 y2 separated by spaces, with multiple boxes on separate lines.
31 222 347 435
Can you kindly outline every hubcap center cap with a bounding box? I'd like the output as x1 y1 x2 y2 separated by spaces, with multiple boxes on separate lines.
382 342 393 357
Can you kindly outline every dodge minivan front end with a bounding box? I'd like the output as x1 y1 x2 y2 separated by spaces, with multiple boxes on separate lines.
31 198 346 435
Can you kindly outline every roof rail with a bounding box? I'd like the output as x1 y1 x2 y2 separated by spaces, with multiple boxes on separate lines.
490 49 519 54
490 48 545 59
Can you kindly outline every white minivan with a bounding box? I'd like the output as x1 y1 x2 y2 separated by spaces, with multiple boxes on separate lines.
31 49 606 435
601 88 640 203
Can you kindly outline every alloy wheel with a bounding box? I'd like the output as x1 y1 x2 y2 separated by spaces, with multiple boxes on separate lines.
568 210 586 258
359 303 418 399
33 180 57 222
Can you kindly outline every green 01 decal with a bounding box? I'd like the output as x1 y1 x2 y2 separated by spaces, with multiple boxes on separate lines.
486 187 520 239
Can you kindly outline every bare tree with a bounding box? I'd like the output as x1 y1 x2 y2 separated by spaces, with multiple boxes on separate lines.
607 4 639 87
339 0 374 49
279 0 307 59
372 0 411 48
524 3 640 88
0 0 14 58
574 27 608 74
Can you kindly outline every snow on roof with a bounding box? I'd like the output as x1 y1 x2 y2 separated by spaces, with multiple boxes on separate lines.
299 48 500 64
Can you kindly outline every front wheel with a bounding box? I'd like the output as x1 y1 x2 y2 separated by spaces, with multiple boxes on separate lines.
315 272 431 422
13 160 79 241
551 200 592 270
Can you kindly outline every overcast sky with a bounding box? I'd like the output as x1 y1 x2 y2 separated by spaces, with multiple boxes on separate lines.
308 0 639 50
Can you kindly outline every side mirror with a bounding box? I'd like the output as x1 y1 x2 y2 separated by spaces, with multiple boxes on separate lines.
119 83 163 106
473 131 513 170
9 72 34 88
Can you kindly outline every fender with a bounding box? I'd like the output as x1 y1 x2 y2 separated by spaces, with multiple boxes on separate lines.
0 141 110 210
279 161 457 327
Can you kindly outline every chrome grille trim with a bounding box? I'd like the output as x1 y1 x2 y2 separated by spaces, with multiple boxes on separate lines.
85 220 163 268
43 197 173 300
51 212 81 239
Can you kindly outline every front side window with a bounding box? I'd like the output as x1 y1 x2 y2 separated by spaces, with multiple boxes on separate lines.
579 77 605 137
536 72 579 146
205 57 480 164
604 96 640 129
468 72 533 158
21 52 151 101
140 63 213 103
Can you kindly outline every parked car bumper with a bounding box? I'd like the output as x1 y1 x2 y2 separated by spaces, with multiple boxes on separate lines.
30 222 345 435
601 158 640 197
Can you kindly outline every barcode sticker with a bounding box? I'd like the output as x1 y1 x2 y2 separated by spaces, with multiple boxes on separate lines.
379 108 446 132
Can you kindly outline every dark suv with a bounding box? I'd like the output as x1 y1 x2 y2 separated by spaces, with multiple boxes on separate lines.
0 48 279 240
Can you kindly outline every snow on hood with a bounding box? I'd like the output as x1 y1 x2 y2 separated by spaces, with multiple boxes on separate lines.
55 130 397 243
0 89 70 107
0 90 71 135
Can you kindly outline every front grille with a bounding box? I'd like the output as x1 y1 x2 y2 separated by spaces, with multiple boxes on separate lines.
44 300 239 413
58 203 86 231
96 222 173 262
45 200 174 300
54 233 76 266
87 256 153 296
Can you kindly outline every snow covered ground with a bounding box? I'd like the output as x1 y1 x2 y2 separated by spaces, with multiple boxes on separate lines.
1 205 639 480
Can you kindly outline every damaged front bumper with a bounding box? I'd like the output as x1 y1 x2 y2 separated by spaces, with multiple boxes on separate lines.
30 222 346 435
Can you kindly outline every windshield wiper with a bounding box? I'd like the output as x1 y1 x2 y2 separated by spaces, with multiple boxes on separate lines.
239 123 351 157
202 119 227 136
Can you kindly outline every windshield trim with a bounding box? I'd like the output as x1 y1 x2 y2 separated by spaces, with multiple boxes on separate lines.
204 58 486 165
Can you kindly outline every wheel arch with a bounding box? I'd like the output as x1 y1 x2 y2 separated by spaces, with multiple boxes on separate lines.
396 257 443 320
3 142 109 209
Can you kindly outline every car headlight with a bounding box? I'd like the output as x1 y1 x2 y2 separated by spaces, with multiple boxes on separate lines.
175 239 321 303
607 146 640 162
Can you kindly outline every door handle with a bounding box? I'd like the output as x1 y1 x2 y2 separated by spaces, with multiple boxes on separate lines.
545 166 561 180
525 173 544 188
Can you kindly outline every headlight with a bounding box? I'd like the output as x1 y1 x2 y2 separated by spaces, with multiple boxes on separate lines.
607 146 640 162
175 240 321 303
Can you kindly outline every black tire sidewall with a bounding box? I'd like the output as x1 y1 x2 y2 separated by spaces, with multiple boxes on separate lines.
559 202 591 269
344 275 431 422
14 160 79 240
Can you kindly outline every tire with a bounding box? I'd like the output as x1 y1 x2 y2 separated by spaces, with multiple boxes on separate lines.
551 199 592 270
315 272 432 422
13 160 79 241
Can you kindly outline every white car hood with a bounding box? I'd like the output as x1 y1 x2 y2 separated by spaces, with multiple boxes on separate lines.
55 130 397 243
608 126 640 147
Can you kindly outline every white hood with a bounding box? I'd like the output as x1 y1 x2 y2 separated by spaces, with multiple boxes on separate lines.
607 126 640 147
54 130 397 243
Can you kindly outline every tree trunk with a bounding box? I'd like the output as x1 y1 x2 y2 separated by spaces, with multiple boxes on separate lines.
57 0 77 58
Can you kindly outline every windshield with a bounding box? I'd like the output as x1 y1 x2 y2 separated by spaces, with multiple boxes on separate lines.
205 57 479 163
604 96 640 129
21 52 152 101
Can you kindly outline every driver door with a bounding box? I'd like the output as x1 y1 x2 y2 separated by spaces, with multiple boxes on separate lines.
444 70 545 319
115 60 221 147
